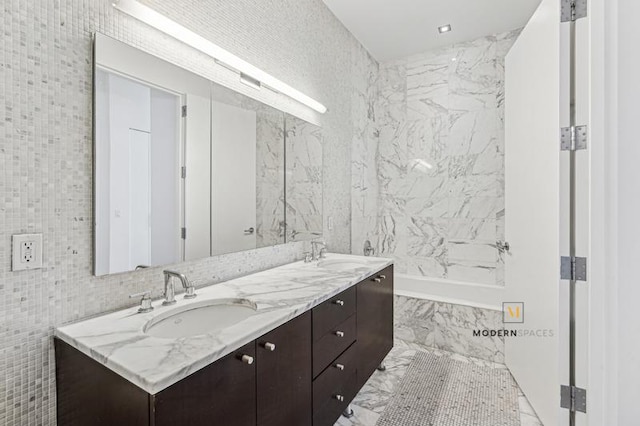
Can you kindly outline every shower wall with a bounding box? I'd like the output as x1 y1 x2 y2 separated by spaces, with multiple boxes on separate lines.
352 30 520 286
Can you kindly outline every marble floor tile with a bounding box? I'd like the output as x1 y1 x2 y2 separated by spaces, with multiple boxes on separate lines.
335 404 380 426
334 339 542 426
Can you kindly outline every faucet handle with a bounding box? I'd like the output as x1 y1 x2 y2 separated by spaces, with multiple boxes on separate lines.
129 290 155 313
319 247 328 259
183 283 197 299
303 252 313 263
181 275 197 299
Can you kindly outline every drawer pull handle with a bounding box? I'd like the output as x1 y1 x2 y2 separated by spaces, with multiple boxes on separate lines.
372 278 382 283
240 355 254 365
335 363 345 371
262 342 276 351
334 299 345 306
335 331 345 338
335 394 345 402
379 274 386 280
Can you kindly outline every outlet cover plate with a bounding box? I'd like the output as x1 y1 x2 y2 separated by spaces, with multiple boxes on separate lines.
12 233 43 271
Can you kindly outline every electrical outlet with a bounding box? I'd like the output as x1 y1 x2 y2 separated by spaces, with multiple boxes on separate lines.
12 233 43 271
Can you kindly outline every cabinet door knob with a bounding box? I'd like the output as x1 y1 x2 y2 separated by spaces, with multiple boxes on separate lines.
334 394 345 402
262 342 276 351
334 363 345 371
335 330 345 338
334 299 345 306
379 274 386 280
372 278 382 283
240 354 254 365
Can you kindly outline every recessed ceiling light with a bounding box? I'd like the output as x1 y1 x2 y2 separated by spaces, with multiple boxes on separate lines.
438 24 452 34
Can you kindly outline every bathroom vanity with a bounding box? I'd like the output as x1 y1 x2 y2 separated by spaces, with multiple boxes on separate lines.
54 255 393 426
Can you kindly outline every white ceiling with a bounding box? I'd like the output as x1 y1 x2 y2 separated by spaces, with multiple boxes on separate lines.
322 0 542 62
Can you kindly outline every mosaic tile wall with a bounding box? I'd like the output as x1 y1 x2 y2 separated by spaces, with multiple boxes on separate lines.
352 30 520 286
0 1 379 424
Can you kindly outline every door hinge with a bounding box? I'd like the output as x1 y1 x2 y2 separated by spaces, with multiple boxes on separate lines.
561 125 588 151
181 166 186 179
181 105 187 117
561 256 587 281
561 0 588 22
561 385 587 413
181 227 186 239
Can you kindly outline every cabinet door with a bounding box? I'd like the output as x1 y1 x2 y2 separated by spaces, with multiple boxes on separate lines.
154 341 257 426
356 265 394 389
257 312 312 426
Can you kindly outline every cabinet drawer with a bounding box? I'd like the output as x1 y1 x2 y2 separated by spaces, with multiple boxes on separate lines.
312 342 357 412
312 344 357 426
313 314 356 378
312 286 356 342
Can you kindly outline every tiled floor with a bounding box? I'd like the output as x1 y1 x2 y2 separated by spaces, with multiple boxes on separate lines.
335 339 544 426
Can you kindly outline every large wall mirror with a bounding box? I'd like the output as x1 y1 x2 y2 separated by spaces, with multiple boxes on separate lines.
94 33 322 276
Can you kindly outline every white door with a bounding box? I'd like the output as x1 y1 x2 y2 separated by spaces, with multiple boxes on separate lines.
504 0 567 425
129 129 151 269
184 94 212 261
211 101 257 255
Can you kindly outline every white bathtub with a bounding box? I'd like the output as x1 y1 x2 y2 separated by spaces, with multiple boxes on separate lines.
394 273 504 311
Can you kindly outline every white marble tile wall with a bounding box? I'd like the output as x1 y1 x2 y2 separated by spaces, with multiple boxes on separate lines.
394 295 504 363
255 109 286 248
0 1 379 424
285 115 323 242
350 44 381 255
352 30 520 285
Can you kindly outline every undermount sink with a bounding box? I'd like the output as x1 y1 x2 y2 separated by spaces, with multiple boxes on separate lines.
144 299 257 339
317 258 371 271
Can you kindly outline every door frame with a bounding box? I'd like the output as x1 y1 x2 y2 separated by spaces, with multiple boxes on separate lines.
585 0 623 425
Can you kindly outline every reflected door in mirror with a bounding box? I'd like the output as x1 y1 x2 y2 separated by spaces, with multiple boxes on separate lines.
211 101 257 255
95 69 182 275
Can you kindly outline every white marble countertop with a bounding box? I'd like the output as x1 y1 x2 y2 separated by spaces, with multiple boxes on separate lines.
55 253 392 395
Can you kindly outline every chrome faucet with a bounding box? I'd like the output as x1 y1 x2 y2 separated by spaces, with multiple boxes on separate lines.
162 270 196 305
311 240 327 261
129 290 155 313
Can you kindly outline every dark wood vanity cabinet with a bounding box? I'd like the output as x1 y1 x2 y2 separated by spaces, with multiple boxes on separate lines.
356 265 394 389
55 265 394 426
154 341 257 426
257 311 312 426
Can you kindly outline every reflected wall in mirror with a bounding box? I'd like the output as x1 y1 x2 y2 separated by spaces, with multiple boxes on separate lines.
209 83 286 256
285 115 323 242
95 68 184 275
94 34 213 276
93 33 322 276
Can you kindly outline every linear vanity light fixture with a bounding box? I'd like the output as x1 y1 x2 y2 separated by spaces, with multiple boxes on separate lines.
239 73 262 90
112 0 327 113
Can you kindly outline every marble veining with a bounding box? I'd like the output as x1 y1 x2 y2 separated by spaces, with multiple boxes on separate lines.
335 339 543 426
394 295 504 363
286 115 324 242
352 30 520 286
54 254 391 394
